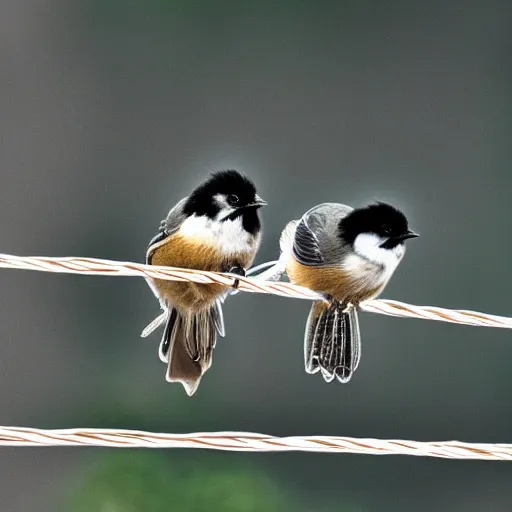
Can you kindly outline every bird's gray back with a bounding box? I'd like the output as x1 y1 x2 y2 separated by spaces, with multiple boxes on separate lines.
294 203 353 266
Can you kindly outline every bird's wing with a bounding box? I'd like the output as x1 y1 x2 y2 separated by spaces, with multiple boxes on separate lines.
293 215 325 266
146 197 188 264
293 203 352 267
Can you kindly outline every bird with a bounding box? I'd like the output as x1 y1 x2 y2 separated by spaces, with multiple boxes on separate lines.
143 170 266 396
278 201 418 384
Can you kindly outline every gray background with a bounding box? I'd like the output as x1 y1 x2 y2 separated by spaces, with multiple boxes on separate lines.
0 0 511 510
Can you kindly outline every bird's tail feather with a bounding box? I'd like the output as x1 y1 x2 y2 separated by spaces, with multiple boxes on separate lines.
159 302 224 396
140 311 167 338
304 301 361 383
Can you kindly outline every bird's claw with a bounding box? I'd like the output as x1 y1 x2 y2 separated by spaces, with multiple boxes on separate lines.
324 295 355 313
227 265 246 290
341 302 355 313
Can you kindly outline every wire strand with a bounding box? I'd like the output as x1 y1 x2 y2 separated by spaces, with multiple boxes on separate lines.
0 427 509 460
0 253 511 328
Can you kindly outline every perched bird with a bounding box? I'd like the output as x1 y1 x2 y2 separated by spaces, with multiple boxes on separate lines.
279 202 418 384
143 170 266 396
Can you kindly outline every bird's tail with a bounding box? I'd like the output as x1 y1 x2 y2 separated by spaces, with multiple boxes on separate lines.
304 301 361 383
159 300 225 396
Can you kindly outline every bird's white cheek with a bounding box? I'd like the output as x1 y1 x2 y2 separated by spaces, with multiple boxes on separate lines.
215 205 236 221
353 233 404 269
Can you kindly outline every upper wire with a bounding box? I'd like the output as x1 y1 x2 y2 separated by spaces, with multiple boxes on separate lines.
0 253 511 328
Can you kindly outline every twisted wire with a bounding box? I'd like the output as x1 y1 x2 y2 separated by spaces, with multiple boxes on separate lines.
0 253 511 328
0 427 508 460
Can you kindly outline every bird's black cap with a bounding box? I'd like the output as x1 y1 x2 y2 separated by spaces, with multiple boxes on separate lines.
183 170 263 234
183 170 258 217
340 202 416 246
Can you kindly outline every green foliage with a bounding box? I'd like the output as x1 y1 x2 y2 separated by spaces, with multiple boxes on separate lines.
65 451 295 512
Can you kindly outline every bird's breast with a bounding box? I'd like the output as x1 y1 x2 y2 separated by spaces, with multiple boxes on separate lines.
287 254 391 304
148 230 258 311
179 215 257 255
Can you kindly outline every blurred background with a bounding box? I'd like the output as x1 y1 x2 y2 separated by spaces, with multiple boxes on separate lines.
0 0 511 510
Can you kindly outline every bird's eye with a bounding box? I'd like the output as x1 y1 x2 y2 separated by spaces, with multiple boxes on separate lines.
227 194 240 206
381 224 391 235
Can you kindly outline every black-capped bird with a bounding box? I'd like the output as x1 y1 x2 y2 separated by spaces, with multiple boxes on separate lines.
278 202 418 384
143 170 266 396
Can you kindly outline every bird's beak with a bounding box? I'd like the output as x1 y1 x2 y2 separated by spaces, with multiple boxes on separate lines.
396 230 420 242
245 195 267 209
380 230 419 249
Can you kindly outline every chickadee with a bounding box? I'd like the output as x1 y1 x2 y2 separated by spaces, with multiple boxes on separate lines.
278 202 418 384
143 170 266 396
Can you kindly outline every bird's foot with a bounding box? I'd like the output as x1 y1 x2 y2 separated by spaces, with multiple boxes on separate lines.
341 302 356 313
323 296 355 313
226 264 246 289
